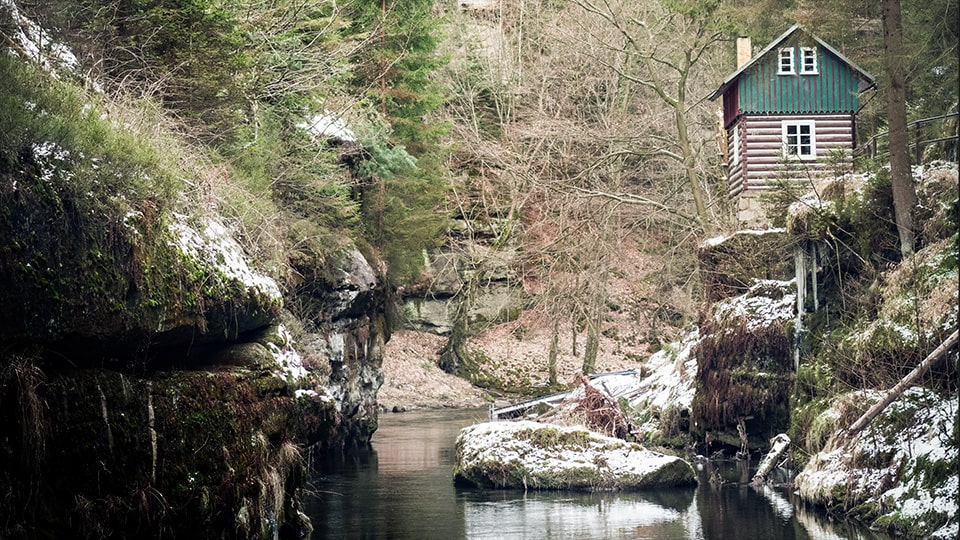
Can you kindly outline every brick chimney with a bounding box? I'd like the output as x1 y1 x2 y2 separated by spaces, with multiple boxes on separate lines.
736 37 752 68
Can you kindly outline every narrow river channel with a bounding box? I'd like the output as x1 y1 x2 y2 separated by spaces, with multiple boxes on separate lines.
305 408 889 539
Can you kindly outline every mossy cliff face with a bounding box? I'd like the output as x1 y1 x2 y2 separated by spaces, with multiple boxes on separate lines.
795 388 957 538
693 230 796 454
0 157 281 361
0 128 385 538
1 359 338 538
698 229 795 304
292 247 388 448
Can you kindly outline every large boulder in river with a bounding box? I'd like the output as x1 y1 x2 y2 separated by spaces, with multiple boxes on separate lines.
453 421 697 490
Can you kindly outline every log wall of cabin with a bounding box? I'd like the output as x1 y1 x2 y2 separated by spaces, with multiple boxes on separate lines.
740 113 854 192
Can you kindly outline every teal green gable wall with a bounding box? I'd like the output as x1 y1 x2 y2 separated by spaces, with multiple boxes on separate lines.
737 45 860 115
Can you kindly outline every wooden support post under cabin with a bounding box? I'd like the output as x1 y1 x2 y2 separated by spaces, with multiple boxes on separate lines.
847 329 959 437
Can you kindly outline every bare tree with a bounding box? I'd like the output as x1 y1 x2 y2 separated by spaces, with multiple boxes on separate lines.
570 0 727 234
433 0 703 380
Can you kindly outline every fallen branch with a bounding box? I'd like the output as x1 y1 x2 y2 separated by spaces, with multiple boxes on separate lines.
752 433 790 485
847 329 959 436
542 374 635 440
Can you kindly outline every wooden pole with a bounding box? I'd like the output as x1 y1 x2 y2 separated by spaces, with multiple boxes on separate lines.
847 330 959 436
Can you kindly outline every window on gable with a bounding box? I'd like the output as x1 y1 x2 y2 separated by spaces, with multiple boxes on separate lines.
782 120 816 159
778 48 795 74
800 47 818 74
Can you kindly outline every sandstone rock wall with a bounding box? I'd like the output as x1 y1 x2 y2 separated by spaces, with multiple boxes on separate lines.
0 126 385 538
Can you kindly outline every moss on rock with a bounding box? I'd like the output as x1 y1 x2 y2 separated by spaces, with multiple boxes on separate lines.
795 388 957 538
692 280 795 454
0 357 339 538
453 421 697 491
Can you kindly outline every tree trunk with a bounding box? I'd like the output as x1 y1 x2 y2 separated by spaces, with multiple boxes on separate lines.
548 317 559 386
676 101 711 234
882 0 917 257
581 285 603 375
752 433 791 484
582 324 598 375
439 274 477 376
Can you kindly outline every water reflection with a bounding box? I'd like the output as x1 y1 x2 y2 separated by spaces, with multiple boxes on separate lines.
461 490 698 539
306 409 889 540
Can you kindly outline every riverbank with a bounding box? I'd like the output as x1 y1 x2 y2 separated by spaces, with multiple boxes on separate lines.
378 330 493 411
378 325 644 413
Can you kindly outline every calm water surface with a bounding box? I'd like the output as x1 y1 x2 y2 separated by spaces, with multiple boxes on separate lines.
305 408 888 539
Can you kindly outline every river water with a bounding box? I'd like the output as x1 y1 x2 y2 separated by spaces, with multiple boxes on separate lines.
305 408 888 539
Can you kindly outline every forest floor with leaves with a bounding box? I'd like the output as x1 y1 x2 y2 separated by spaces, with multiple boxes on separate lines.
377 330 491 411
378 326 648 412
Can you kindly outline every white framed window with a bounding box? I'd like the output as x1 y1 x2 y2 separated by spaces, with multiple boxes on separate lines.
782 120 816 159
778 47 795 74
799 47 818 74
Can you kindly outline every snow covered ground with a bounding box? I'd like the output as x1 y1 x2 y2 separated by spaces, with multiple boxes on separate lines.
795 387 958 538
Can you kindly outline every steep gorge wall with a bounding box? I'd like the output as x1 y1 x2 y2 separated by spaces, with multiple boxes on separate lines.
0 152 387 536
0 18 386 536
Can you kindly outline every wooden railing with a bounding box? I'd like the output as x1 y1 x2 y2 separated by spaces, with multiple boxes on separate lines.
856 112 959 164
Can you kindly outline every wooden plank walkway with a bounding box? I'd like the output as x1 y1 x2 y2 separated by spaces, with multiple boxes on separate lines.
489 369 639 420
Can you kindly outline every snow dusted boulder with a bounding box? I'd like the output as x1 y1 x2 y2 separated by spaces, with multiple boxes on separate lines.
161 212 283 342
622 332 699 445
795 387 958 539
453 421 697 491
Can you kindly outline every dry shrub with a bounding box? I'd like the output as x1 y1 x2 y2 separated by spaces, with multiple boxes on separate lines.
1 354 47 475
541 374 634 440
692 316 793 439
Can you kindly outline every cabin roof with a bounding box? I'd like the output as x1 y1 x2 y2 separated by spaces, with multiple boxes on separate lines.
708 24 876 101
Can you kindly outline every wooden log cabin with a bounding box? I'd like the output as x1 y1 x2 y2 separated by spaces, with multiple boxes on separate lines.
709 25 876 225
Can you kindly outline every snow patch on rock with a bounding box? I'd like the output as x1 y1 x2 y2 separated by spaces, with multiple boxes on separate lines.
455 420 696 490
169 213 282 302
297 111 356 143
701 227 787 249
713 279 796 331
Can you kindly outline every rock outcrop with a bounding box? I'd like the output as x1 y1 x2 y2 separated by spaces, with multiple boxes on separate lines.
400 246 523 336
693 231 797 454
795 388 957 539
0 9 386 536
0 172 384 536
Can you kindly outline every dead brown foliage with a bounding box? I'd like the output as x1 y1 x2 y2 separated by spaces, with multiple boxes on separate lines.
692 317 793 437
541 374 635 440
